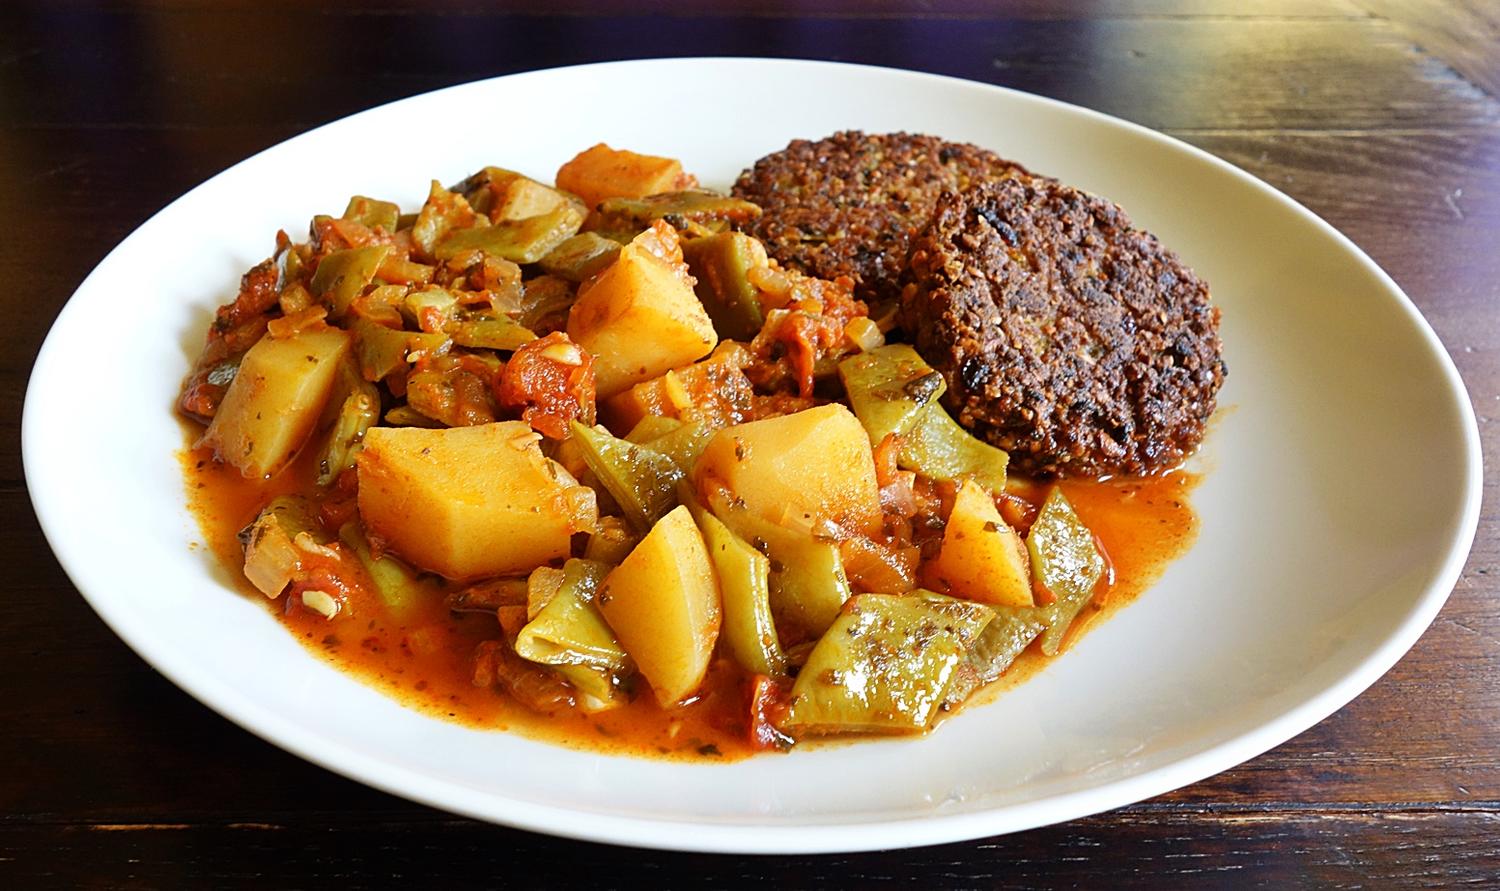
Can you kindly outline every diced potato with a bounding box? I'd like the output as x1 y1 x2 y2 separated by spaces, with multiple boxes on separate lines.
476 168 575 221
356 422 596 580
932 481 1033 607
694 403 881 537
555 143 695 210
201 325 351 478
566 221 717 398
597 505 721 706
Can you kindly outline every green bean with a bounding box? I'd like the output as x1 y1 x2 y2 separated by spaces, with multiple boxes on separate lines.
341 195 401 233
698 512 786 676
309 245 390 317
538 232 621 282
1030 487 1105 655
569 421 683 533
315 358 380 486
681 232 768 340
900 403 1009 494
434 204 585 264
784 592 994 734
338 521 426 615
837 344 946 445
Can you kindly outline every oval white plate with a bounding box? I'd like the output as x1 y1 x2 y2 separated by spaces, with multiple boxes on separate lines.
24 59 1481 853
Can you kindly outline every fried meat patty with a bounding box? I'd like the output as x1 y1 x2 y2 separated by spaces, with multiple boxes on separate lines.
902 177 1225 477
731 131 1028 302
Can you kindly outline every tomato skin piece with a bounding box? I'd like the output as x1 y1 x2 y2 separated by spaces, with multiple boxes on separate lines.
746 674 794 752
498 332 597 439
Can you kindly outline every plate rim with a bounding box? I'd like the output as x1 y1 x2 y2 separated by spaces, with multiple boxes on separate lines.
22 56 1484 854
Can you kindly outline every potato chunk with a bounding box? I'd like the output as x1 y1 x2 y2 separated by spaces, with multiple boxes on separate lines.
694 404 881 537
566 221 717 398
597 505 721 706
356 422 596 580
555 143 695 210
932 481 1033 607
201 325 351 479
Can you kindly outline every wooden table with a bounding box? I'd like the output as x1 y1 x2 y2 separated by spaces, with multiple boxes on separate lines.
5 0 1497 884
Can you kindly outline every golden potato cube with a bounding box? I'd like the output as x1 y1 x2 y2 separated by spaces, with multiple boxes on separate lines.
933 480 1034 607
201 326 351 479
566 222 717 398
597 505 721 706
356 422 595 581
694 404 882 538
488 172 572 222
555 143 694 209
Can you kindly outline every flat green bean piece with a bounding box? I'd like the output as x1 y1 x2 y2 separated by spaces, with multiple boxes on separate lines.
900 403 1009 494
699 512 786 677
342 195 401 233
784 592 994 734
538 232 621 282
704 486 850 639
569 421 683 533
401 286 458 330
837 344 946 446
942 606 1047 708
338 521 426 615
315 359 380 486
434 204 585 264
624 415 682 444
309 245 390 317
1029 487 1105 655
681 232 768 341
446 316 537 351
644 419 720 475
517 275 578 329
594 190 761 237
411 182 474 257
515 559 628 674
350 317 448 383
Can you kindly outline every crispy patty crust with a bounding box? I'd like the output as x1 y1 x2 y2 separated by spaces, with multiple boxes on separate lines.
731 131 1028 302
902 177 1226 477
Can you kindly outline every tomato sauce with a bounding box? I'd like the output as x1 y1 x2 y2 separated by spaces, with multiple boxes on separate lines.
182 425 1198 761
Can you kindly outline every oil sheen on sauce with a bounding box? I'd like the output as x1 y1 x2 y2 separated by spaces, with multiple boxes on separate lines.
181 429 1199 762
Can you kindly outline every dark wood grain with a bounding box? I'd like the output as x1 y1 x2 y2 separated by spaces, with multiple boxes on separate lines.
4 810 1500 888
4 0 1499 885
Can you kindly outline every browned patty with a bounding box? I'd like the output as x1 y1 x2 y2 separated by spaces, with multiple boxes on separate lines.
731 131 1029 303
902 177 1226 477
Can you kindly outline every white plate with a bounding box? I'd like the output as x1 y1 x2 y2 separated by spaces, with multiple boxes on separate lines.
23 59 1481 853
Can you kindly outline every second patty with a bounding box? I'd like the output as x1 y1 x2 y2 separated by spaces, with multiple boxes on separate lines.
901 176 1226 477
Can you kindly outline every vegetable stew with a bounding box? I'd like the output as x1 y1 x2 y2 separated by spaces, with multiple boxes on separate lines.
179 143 1200 759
